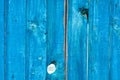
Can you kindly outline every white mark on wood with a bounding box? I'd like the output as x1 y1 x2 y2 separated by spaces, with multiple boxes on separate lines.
113 24 120 30
29 23 37 30
43 34 46 42
38 56 42 60
47 64 56 74
72 8 83 28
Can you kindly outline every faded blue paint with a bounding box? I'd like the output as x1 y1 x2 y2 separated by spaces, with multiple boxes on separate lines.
46 0 64 80
110 0 120 80
26 0 47 79
88 0 110 80
0 0 120 80
7 0 26 80
0 0 4 80
67 0 88 80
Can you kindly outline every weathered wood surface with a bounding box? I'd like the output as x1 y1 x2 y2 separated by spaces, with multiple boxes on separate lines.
88 0 110 80
67 0 88 80
110 0 120 80
0 0 4 80
6 0 26 79
26 0 47 79
46 0 64 80
1 0 65 80
0 0 120 80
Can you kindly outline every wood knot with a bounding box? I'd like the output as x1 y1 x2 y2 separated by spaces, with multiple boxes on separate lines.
79 7 88 19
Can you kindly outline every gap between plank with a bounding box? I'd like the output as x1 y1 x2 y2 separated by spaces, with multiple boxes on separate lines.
64 0 68 80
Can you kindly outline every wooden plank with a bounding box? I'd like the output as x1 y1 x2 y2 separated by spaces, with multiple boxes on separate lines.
67 0 88 80
46 0 64 80
88 0 110 80
110 0 120 79
26 0 47 80
0 0 4 80
7 0 26 79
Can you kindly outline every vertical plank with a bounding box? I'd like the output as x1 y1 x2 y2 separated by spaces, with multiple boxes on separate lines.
26 0 47 80
7 0 26 79
0 0 4 80
110 0 120 80
46 0 64 80
67 0 88 80
88 0 110 80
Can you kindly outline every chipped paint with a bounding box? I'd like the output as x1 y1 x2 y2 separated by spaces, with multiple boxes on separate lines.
72 8 83 28
29 23 37 30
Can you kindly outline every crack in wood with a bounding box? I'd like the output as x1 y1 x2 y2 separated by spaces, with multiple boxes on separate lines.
64 0 68 80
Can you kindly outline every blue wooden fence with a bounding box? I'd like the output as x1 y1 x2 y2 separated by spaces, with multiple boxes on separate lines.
0 0 120 80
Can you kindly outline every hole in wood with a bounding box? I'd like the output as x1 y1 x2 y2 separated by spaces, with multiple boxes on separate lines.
47 63 56 74
79 7 88 19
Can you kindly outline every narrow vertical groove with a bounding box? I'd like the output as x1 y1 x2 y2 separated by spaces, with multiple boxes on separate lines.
25 0 30 79
87 1 89 80
86 23 89 80
4 0 8 80
108 0 112 79
64 0 68 80
45 0 48 80
46 0 48 79
46 0 49 79
25 0 27 79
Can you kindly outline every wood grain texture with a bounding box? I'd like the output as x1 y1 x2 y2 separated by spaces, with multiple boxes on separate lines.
0 0 4 80
67 0 88 80
46 0 64 80
26 0 47 79
1 0 120 80
88 0 110 80
7 0 26 79
110 0 120 80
